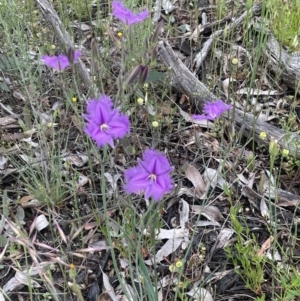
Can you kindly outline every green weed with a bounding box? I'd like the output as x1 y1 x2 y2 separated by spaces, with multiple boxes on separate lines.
225 205 266 295
266 0 300 52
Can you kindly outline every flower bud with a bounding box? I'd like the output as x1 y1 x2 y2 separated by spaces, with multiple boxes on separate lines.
124 65 141 86
282 149 289 157
151 20 164 44
152 47 158 61
91 38 100 60
139 65 149 84
67 46 75 65
152 121 159 127
269 139 280 158
231 57 239 65
137 98 144 105
259 132 267 139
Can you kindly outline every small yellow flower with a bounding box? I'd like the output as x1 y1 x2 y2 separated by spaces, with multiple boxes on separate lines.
175 260 183 268
282 149 289 157
231 58 239 65
137 97 144 105
72 97 77 102
260 132 267 139
51 44 56 50
117 31 123 37
152 121 159 127
144 83 149 89
69 263 76 280
169 265 176 272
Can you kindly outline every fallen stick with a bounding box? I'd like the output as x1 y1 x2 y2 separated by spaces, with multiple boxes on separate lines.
265 34 300 93
35 0 98 97
158 39 300 158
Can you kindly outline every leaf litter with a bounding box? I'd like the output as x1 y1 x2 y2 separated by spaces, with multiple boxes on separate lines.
1 0 300 301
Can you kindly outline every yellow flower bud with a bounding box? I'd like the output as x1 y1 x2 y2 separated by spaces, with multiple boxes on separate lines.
117 31 123 37
231 58 239 65
259 132 267 139
69 263 76 280
72 97 77 102
175 260 183 268
282 149 289 157
137 97 144 105
152 121 159 127
169 264 175 272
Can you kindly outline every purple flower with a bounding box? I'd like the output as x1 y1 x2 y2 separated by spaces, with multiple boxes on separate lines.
112 1 149 25
83 95 130 148
41 50 81 71
192 100 232 121
124 149 173 201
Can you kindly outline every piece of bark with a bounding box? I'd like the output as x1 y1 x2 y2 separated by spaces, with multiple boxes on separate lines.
159 39 216 112
158 39 300 158
35 0 98 97
265 34 300 93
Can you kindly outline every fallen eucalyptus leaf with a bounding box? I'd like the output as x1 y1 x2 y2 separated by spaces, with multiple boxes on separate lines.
144 238 183 265
35 215 49 232
185 164 206 198
216 228 235 249
191 205 224 222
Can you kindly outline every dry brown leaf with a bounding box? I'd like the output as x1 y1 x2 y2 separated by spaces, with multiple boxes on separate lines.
185 164 206 198
0 116 16 126
236 88 281 96
161 100 174 115
196 220 221 227
260 197 269 219
191 205 224 222
102 272 119 301
144 238 183 265
143 228 186 240
19 195 35 205
203 168 219 189
84 222 99 230
179 199 189 228
3 263 49 293
257 236 274 257
190 24 202 43
76 175 89 188
186 287 214 301
63 153 88 167
3 133 26 142
216 228 235 249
